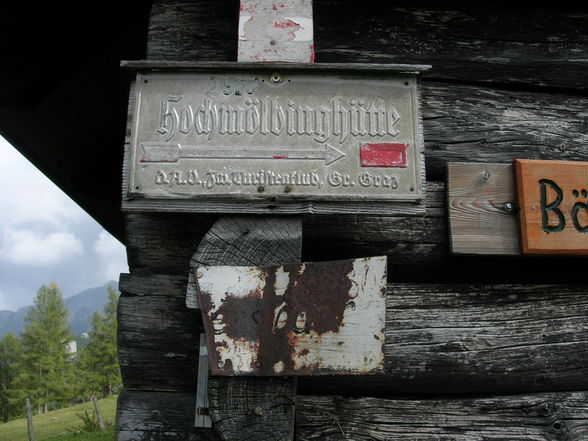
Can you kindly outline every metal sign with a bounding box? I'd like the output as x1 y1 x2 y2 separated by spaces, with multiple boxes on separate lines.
123 63 428 214
196 256 387 376
516 159 588 254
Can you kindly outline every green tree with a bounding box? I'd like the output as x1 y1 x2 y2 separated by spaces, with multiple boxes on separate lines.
75 285 121 398
16 282 74 414
0 332 23 422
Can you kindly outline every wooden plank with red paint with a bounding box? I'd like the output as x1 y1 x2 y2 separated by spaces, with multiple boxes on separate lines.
238 0 314 62
516 159 588 254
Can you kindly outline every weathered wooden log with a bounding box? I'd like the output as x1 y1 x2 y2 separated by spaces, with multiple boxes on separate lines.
117 283 588 395
422 83 588 180
296 392 588 440
148 1 588 90
115 390 219 441
125 183 444 276
117 389 588 440
117 294 201 391
124 181 588 284
301 283 588 395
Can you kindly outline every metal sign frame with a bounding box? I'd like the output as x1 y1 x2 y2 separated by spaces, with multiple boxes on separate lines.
122 61 430 215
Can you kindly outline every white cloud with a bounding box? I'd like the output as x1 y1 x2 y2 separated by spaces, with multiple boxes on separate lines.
94 230 128 282
0 138 83 227
1 229 84 266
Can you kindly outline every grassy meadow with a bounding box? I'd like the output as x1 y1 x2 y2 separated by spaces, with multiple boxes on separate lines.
0 396 117 441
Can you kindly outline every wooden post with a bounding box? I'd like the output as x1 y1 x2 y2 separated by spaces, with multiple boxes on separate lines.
25 398 35 441
189 1 314 439
91 396 106 431
190 217 301 440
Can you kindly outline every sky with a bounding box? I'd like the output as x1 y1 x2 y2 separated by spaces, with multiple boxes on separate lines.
0 136 128 311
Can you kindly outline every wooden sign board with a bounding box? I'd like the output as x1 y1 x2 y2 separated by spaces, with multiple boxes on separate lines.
122 62 429 215
196 256 387 376
516 159 588 254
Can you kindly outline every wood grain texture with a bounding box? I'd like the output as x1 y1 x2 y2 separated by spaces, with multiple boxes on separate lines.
296 392 588 441
116 391 219 441
516 159 588 255
147 1 588 90
117 294 201 391
119 273 187 298
192 217 301 440
187 216 303 309
422 83 588 180
447 162 518 255
118 283 588 395
208 378 297 441
125 212 218 275
126 183 443 277
117 389 588 441
313 3 588 91
147 0 239 62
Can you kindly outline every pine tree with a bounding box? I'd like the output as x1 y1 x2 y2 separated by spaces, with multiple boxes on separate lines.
16 282 73 414
75 285 121 397
0 332 23 422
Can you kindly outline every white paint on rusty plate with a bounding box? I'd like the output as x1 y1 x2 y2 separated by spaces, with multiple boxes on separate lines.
196 256 387 376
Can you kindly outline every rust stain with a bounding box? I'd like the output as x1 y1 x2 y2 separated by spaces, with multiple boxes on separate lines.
197 257 386 376
216 295 263 341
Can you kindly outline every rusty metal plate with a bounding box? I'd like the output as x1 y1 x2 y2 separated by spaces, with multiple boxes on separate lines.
125 63 426 214
196 256 387 376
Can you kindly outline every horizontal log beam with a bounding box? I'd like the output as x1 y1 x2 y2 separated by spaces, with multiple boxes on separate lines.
422 83 588 180
118 283 588 395
296 392 588 440
117 294 201 390
116 389 588 440
148 1 588 90
116 390 219 441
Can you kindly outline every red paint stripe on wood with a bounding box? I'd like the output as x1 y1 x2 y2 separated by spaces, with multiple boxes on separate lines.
360 143 409 168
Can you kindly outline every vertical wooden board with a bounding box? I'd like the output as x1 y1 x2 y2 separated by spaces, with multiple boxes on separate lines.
191 216 301 440
516 159 588 254
238 0 314 62
447 162 519 255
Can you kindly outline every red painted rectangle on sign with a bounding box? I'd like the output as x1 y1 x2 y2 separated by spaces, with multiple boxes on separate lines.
360 143 409 168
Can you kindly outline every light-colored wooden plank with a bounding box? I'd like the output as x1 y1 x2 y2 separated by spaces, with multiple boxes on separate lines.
516 159 588 254
447 162 519 255
238 0 314 63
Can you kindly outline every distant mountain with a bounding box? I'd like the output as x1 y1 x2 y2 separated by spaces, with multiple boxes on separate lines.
0 282 118 338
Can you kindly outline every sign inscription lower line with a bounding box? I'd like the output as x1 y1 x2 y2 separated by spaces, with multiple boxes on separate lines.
140 142 346 165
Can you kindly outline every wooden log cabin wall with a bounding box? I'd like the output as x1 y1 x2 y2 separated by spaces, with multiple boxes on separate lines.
116 1 588 440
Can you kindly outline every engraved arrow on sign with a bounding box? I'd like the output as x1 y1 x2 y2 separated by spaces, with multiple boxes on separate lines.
139 142 346 165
